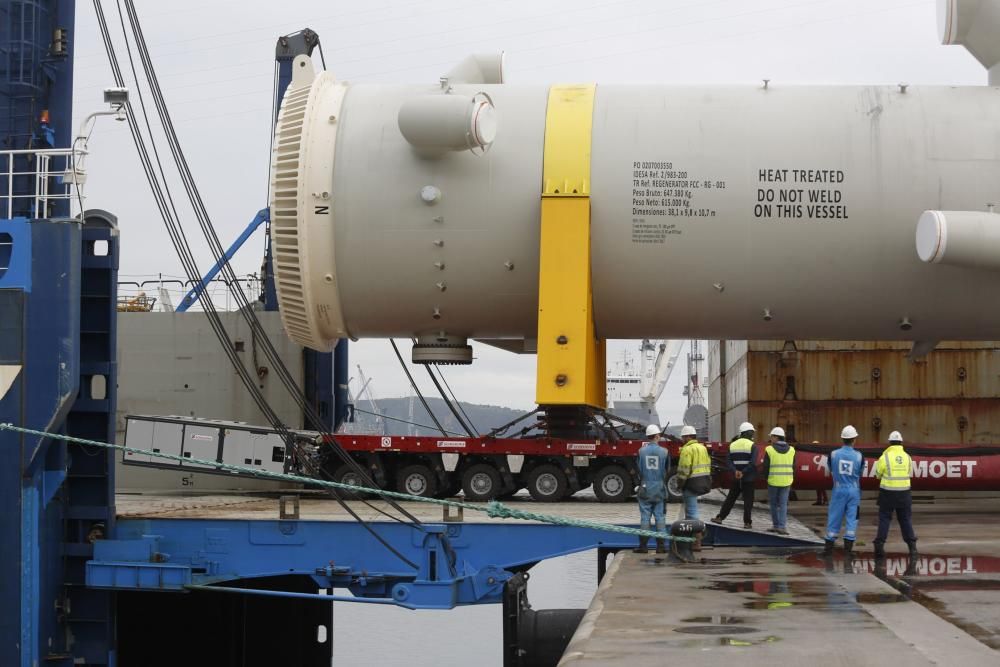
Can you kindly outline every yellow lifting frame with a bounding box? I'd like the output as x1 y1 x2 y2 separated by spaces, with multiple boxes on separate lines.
536 84 606 409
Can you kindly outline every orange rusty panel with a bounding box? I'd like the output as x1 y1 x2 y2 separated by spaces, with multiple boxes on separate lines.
744 400 1000 445
746 340 1000 352
742 348 1000 402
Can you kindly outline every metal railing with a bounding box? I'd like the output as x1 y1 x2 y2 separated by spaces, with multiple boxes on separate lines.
0 147 85 219
117 274 264 312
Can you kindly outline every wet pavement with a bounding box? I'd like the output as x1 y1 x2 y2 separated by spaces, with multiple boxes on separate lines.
560 496 1000 665
559 549 999 665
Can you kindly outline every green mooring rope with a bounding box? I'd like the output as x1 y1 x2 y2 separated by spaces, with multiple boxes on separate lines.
0 422 690 541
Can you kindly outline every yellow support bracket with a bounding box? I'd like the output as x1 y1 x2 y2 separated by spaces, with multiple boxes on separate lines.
536 84 606 409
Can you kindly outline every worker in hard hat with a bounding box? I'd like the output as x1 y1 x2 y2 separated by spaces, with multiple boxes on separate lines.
634 424 670 554
761 426 795 534
824 425 864 555
813 442 829 507
675 424 712 523
874 431 917 561
711 421 758 529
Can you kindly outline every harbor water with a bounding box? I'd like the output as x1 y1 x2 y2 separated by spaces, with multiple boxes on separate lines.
331 549 599 666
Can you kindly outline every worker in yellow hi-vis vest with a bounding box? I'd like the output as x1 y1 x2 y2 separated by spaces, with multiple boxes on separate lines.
675 425 712 521
761 426 795 535
874 431 917 561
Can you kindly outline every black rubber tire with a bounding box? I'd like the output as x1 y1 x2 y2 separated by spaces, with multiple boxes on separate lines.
435 477 462 499
498 484 525 500
666 471 684 503
526 464 569 502
333 464 371 499
396 464 438 498
462 463 503 501
593 465 633 503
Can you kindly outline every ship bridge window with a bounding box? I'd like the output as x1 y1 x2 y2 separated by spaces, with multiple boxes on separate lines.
0 232 11 280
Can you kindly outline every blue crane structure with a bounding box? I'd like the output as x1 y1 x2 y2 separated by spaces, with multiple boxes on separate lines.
0 3 807 665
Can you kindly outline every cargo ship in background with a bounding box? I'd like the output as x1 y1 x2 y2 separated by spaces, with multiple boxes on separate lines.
604 340 681 427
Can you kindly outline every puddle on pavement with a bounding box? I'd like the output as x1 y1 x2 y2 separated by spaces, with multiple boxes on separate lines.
681 615 746 624
700 580 830 594
665 636 782 648
635 556 670 565
854 593 907 604
701 578 908 611
776 548 1000 650
697 558 766 566
675 625 758 635
867 562 1000 650
904 579 1000 591
789 550 1000 580
746 547 818 557
717 635 781 646
715 571 818 579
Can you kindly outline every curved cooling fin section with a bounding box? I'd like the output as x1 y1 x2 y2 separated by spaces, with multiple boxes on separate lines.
269 54 348 351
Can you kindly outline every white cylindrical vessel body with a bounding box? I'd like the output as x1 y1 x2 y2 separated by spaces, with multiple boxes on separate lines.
276 81 1000 350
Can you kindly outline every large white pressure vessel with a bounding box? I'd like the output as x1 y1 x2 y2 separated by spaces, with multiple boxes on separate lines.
269 56 1000 357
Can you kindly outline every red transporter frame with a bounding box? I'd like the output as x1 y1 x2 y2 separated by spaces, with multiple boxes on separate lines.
715 444 1000 492
323 433 728 502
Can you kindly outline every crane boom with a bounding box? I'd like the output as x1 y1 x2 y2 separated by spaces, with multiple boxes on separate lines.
641 340 684 405
356 365 386 435
637 339 658 398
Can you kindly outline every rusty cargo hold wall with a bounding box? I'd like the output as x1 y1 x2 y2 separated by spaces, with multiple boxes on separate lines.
708 341 1000 445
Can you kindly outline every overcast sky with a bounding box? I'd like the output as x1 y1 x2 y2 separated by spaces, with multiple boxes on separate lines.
70 0 985 422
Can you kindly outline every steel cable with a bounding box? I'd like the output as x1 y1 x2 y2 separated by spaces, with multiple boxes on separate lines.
114 0 424 529
95 0 421 566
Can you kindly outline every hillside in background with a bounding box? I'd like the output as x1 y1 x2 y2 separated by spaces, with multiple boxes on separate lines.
343 396 528 437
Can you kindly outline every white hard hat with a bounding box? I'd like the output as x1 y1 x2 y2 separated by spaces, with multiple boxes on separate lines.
645 424 662 437
888 430 903 443
738 421 755 433
841 425 859 439
680 425 697 437
769 426 785 438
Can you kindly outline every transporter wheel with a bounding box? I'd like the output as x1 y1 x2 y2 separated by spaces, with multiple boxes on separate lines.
527 464 569 502
435 477 462 499
498 484 525 501
593 465 633 503
332 464 371 499
462 463 503 501
666 472 683 503
396 464 438 498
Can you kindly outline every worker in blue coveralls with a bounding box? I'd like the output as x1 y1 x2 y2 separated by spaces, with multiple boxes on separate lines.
824 425 864 556
634 424 670 554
